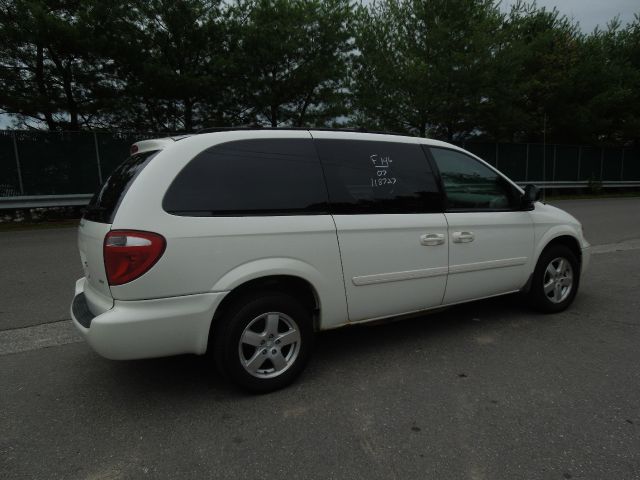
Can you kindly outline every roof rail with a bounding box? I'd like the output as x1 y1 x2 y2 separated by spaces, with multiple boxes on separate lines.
194 126 409 137
196 124 263 134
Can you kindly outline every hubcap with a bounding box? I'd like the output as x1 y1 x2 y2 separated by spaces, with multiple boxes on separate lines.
543 257 574 304
238 312 301 379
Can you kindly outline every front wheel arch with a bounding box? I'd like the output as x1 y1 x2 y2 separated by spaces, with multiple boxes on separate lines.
542 235 582 268
523 234 582 293
527 243 580 313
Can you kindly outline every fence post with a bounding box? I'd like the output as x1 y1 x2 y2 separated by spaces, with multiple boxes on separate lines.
577 146 581 180
620 148 625 181
542 143 546 183
525 143 529 181
93 132 103 185
552 145 557 181
600 148 604 180
11 131 24 195
495 142 499 169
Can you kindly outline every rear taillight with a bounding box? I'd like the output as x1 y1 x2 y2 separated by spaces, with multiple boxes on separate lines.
104 230 166 286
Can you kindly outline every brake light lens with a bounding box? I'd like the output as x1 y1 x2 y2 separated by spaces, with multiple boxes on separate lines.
104 230 166 286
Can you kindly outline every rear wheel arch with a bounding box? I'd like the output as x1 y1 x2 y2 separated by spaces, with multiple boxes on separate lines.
208 276 318 392
207 275 320 352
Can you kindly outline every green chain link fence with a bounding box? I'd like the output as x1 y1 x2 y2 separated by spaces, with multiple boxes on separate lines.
1 130 639 198
0 131 160 197
459 142 640 183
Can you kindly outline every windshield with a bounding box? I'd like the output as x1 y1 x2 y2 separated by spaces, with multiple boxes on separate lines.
83 150 159 223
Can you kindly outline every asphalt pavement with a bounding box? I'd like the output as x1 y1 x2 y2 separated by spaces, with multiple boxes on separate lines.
548 197 640 245
0 227 81 330
1 198 640 479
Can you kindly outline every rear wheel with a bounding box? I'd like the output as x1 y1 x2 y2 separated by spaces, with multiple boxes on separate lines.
528 244 579 313
213 292 314 393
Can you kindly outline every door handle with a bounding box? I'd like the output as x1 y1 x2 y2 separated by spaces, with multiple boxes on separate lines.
420 233 445 246
453 231 475 243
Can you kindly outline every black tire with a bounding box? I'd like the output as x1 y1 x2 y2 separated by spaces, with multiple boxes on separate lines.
528 244 580 313
213 291 314 393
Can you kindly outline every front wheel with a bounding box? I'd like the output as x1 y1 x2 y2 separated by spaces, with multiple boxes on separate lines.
213 292 314 393
528 245 580 313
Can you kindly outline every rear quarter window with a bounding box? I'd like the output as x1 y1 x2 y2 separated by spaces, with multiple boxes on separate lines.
162 138 328 216
84 150 159 224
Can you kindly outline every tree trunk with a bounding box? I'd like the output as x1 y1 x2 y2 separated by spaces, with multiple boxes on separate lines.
296 91 313 127
184 98 193 132
35 45 56 130
48 47 79 130
63 65 79 131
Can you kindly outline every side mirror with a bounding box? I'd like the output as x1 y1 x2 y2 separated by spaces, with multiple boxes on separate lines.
521 184 541 210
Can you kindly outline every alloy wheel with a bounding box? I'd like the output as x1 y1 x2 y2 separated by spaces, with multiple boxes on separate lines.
543 257 574 304
238 312 301 379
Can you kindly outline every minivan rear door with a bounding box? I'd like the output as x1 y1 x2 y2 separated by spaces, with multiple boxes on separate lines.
77 218 113 303
79 148 161 306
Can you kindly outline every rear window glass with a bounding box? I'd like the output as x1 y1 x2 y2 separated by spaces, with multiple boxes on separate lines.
163 138 328 216
83 150 158 223
315 139 442 214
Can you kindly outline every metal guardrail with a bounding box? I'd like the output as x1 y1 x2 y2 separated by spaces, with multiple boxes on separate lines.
1 181 639 209
0 194 93 209
516 181 640 189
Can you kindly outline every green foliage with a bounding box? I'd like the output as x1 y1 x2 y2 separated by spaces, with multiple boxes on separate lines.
478 1 583 142
352 0 502 140
0 0 639 143
227 0 353 127
103 0 229 132
0 0 122 130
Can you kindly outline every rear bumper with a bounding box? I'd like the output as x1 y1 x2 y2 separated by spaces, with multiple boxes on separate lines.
71 277 227 360
72 292 95 328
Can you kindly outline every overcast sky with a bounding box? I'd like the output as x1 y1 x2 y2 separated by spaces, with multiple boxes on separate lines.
500 0 639 32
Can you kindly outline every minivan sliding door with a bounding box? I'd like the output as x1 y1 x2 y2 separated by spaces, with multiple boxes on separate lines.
313 133 448 322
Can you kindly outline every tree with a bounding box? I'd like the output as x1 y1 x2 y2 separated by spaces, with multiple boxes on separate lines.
567 16 640 144
227 0 353 127
0 0 121 130
478 1 583 143
351 0 503 140
618 14 640 144
1 0 638 143
100 0 231 132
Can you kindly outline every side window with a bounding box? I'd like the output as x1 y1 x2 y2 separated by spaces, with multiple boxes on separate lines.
163 138 328 216
429 147 518 211
315 139 441 214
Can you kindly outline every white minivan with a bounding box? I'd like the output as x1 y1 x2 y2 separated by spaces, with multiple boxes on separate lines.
71 129 590 392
